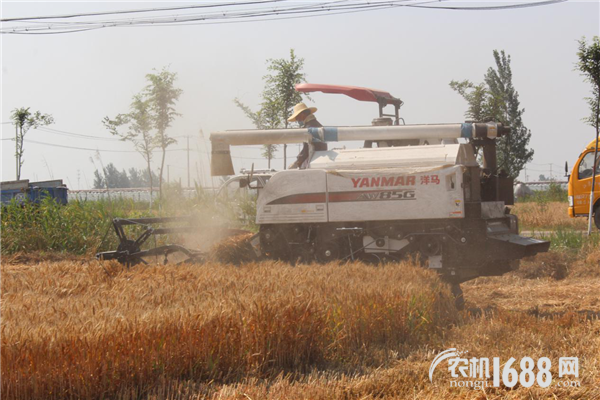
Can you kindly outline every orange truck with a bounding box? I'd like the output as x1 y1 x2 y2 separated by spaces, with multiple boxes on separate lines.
568 139 600 229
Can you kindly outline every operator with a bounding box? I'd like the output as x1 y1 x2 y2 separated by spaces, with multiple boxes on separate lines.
288 102 327 169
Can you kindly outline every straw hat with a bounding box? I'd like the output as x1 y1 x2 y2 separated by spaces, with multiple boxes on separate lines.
288 102 317 122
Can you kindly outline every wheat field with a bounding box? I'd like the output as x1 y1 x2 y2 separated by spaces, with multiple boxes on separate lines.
1 259 457 400
2 250 600 399
512 202 588 231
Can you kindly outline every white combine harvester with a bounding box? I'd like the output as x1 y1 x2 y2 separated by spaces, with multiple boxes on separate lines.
210 84 549 306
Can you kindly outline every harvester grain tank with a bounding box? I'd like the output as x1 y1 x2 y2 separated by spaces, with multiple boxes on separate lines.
210 84 550 288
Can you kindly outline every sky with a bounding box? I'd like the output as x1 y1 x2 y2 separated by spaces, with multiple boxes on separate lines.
1 0 599 189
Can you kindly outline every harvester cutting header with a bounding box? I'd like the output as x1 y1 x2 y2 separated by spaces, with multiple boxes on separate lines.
210 83 549 290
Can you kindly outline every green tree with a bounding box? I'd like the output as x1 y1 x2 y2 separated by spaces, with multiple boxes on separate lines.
128 167 144 188
450 50 534 178
144 67 183 200
93 163 130 189
576 36 600 234
93 169 104 189
235 49 309 169
103 94 156 203
93 164 158 189
10 107 54 180
234 99 280 168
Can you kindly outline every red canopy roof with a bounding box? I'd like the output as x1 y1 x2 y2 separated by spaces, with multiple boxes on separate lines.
295 83 402 106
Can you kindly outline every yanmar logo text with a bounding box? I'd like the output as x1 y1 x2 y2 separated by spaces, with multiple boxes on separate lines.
350 175 440 188
351 176 416 188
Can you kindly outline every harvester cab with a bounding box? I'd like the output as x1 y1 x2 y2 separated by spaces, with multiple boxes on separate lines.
209 83 550 294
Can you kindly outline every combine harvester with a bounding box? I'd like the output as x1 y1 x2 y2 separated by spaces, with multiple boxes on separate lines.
99 83 549 306
210 84 550 304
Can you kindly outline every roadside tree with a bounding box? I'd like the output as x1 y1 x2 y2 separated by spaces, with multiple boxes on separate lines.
235 49 309 169
576 36 600 234
10 107 54 180
450 50 534 179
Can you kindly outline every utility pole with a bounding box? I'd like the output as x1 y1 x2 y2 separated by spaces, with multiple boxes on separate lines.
167 165 170 183
588 135 599 235
15 122 18 180
283 144 287 170
195 162 201 187
187 136 190 188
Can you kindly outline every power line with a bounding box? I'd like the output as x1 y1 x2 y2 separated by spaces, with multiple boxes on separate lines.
409 0 566 11
23 138 140 152
1 1 406 33
19 137 271 159
23 138 187 153
0 0 284 22
127 0 421 29
1 126 121 141
36 126 122 141
1 0 563 35
13 0 330 26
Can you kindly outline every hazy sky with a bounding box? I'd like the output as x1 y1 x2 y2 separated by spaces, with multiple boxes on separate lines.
1 0 599 189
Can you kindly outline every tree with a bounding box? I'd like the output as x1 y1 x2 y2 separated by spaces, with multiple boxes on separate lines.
93 164 158 189
92 163 130 189
103 94 156 204
450 50 534 178
93 170 104 189
144 67 183 201
128 167 144 188
264 49 307 129
234 99 280 168
235 49 309 169
576 36 600 234
10 107 54 180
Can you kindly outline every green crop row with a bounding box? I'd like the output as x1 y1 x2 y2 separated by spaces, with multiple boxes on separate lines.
1 186 255 256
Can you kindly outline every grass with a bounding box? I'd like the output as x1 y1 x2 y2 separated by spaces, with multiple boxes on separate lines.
538 228 600 252
517 181 568 204
1 259 457 400
0 188 249 256
512 201 588 231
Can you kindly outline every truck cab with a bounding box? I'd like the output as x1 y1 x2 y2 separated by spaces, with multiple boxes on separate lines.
568 139 600 228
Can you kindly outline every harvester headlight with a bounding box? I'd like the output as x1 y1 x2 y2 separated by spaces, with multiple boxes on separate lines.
568 196 574 207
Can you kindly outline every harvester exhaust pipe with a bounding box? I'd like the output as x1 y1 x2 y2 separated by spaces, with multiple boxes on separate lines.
210 123 508 176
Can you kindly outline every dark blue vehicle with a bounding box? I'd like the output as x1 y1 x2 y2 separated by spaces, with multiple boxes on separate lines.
1 179 68 205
